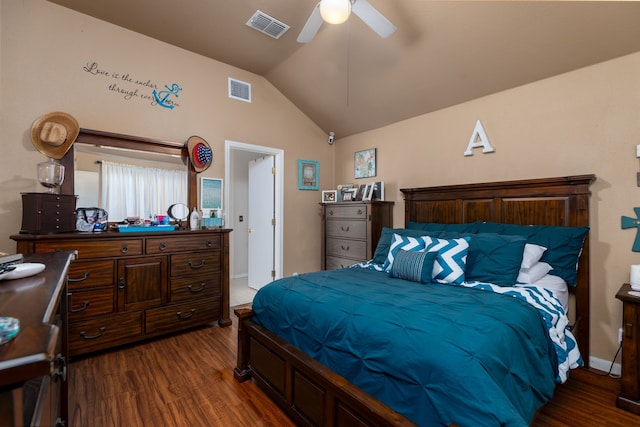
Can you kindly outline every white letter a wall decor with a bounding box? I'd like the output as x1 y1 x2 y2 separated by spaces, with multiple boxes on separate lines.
464 119 495 156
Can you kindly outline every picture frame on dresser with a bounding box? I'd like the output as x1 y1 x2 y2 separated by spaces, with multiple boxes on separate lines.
322 190 337 203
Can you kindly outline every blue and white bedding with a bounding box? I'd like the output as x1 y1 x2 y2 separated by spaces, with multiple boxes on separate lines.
252 224 587 426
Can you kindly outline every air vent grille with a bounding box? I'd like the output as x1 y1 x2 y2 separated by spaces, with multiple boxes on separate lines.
228 78 251 103
246 10 290 39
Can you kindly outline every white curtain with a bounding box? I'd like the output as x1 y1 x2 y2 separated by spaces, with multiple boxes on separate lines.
100 160 188 221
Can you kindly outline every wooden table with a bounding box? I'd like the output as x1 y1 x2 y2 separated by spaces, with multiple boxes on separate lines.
0 251 75 426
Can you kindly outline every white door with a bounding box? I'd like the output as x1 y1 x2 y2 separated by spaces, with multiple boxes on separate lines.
248 156 275 290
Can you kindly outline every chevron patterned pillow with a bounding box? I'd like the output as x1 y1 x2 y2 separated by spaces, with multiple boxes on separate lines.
423 236 471 284
383 233 426 272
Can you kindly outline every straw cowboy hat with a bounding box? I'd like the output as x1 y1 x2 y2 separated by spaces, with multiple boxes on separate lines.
187 135 213 173
30 112 79 159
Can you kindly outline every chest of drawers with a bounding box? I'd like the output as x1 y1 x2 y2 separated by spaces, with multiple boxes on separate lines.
11 229 231 357
20 193 77 234
321 201 393 270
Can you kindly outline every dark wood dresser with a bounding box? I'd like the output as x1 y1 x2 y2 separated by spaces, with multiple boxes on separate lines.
321 201 393 270
11 229 231 357
0 251 75 427
616 283 640 414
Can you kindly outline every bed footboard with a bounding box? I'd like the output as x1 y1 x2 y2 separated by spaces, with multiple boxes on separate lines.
233 307 416 427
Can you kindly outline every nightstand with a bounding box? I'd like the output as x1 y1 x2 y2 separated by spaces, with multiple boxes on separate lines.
616 283 640 414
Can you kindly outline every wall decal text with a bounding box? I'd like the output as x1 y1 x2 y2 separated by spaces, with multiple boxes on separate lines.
82 61 181 109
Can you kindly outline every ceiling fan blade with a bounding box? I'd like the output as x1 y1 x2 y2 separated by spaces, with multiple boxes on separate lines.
297 3 323 43
352 0 397 39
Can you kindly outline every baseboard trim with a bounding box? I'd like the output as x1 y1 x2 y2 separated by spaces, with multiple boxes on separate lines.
589 355 621 376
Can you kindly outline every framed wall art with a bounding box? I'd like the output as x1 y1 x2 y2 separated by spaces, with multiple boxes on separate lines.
354 148 376 179
298 159 319 190
200 177 223 215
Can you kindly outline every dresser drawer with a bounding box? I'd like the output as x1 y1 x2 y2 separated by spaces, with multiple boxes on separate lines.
145 297 221 335
325 205 367 219
67 260 114 290
326 256 362 270
68 311 142 355
170 277 221 303
146 234 222 254
170 252 221 277
34 239 143 258
325 238 367 259
68 288 115 320
326 220 367 239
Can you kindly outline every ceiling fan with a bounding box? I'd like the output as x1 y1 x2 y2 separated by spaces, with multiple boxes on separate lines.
297 0 397 43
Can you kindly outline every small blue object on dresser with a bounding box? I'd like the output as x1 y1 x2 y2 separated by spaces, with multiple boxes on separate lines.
0 316 19 345
116 224 176 233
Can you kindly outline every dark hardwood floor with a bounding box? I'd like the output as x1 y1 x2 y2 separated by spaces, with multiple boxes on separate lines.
69 315 640 427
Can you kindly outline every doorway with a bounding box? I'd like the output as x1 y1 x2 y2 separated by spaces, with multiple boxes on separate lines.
224 141 284 293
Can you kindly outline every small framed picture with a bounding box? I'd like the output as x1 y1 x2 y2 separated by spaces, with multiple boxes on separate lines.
298 159 319 190
354 148 376 179
342 191 353 201
371 181 384 201
200 177 223 216
362 183 374 201
322 190 337 203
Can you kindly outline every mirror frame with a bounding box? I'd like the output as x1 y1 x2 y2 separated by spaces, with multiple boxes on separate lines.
60 128 197 211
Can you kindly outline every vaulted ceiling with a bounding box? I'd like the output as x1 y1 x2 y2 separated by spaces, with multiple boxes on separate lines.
49 0 640 138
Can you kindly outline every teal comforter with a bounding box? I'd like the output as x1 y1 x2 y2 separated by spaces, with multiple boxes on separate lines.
252 267 559 427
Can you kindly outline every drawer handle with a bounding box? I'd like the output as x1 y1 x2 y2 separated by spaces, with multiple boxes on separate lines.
80 327 106 340
188 283 206 293
341 226 350 232
68 272 90 282
159 243 167 251
118 277 126 289
357 209 363 215
341 245 350 251
329 210 334 216
121 244 129 254
71 300 90 313
176 308 196 319
188 260 206 269
206 240 213 247
53 354 67 381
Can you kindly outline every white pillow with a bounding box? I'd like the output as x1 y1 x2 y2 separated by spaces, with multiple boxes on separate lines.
520 244 547 269
517 261 552 284
532 274 569 313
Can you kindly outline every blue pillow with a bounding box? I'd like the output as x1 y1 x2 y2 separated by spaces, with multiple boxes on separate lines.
476 222 588 286
383 233 426 271
372 227 439 265
391 249 438 284
440 232 527 286
407 221 481 233
422 236 471 284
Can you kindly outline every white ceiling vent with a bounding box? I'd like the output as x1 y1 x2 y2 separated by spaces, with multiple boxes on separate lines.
246 10 290 39
228 78 251 103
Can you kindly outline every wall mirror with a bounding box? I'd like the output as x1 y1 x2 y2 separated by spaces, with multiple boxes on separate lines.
61 129 197 222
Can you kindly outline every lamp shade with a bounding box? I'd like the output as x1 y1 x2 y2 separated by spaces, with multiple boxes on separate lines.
320 0 351 25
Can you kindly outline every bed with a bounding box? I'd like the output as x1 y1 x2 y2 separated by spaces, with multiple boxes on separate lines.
234 175 595 427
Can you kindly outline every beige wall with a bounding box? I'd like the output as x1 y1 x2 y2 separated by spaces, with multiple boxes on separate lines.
335 51 640 366
0 1 331 275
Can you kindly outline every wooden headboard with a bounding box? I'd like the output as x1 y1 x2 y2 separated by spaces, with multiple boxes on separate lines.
400 174 595 367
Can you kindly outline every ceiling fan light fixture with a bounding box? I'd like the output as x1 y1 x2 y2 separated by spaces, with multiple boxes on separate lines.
320 0 352 25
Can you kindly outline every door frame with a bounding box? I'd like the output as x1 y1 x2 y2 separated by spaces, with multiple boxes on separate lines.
225 140 284 281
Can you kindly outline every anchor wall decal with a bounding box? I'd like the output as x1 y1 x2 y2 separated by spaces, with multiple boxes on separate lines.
621 207 640 251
